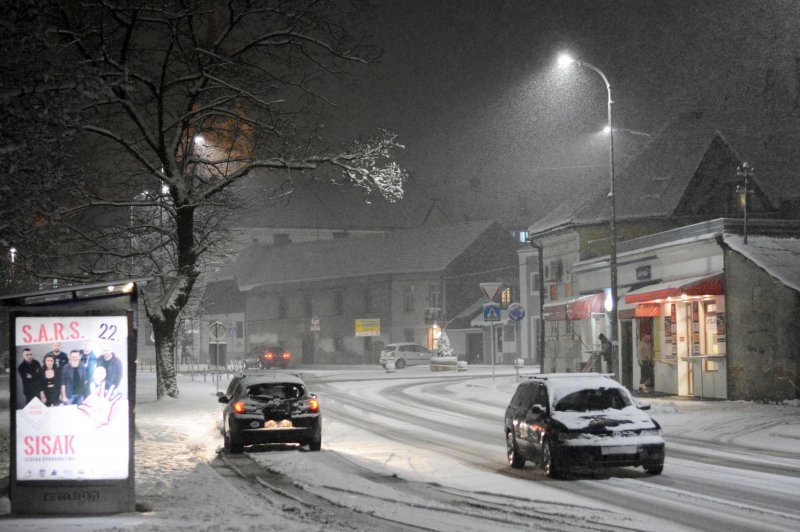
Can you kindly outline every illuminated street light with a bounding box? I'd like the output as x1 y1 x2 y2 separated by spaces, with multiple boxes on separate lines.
602 125 650 138
558 52 621 382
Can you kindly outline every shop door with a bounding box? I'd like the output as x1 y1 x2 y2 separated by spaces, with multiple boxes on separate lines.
678 303 694 396
467 333 482 364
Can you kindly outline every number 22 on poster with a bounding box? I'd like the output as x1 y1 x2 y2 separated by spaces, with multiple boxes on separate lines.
19 320 121 343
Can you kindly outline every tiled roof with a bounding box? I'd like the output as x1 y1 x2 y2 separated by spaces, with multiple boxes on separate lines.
211 220 503 290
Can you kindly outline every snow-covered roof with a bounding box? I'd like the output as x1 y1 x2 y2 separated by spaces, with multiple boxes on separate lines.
529 109 800 236
724 234 800 293
211 220 508 290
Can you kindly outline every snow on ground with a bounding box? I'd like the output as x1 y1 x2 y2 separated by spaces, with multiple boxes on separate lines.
0 366 798 530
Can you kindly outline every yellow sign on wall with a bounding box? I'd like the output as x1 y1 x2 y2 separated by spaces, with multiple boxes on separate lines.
355 318 380 337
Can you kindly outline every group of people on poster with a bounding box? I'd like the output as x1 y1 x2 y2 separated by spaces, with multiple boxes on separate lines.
17 340 124 408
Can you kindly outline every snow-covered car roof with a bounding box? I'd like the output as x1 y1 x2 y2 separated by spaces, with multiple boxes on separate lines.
524 374 624 406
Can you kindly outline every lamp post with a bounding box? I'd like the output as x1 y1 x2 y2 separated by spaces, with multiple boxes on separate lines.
558 53 620 381
736 162 754 244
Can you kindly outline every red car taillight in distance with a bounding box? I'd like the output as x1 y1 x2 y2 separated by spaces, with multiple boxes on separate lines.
263 351 275 361
281 352 291 361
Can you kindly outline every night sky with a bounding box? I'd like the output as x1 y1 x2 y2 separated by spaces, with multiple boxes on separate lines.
322 0 800 226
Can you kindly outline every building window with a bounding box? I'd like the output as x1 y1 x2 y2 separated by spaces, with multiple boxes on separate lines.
404 285 414 312
278 295 287 319
530 272 540 295
518 231 529 243
500 287 513 308
364 287 372 313
303 293 313 318
404 328 414 342
549 284 558 301
429 283 441 309
334 290 344 315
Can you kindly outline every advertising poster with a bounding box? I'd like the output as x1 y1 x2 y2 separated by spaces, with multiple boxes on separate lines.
14 315 129 482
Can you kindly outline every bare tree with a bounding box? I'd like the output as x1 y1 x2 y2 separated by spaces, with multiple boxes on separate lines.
1 0 406 398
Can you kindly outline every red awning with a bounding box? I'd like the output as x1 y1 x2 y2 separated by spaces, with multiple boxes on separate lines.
544 292 605 321
624 273 724 305
635 303 662 317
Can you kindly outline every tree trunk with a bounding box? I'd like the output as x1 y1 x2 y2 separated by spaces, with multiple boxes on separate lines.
152 315 179 398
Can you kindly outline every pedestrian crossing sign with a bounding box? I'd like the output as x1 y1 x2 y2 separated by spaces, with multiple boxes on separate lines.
483 302 501 322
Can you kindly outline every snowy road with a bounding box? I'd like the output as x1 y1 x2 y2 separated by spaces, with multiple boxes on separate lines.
242 367 800 532
3 366 798 531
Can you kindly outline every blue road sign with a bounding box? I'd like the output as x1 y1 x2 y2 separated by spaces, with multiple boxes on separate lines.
483 302 501 322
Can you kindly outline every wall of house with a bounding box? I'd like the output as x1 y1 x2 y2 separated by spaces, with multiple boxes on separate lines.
244 275 394 365
390 273 442 348
725 250 800 401
443 223 520 323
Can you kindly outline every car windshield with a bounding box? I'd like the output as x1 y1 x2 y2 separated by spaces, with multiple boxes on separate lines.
553 387 632 412
247 383 304 399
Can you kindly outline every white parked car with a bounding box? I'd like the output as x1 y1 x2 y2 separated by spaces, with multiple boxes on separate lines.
379 343 433 369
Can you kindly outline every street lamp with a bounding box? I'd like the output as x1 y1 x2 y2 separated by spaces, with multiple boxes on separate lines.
558 53 621 381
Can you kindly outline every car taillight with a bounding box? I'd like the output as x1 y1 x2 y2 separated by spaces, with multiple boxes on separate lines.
308 398 319 412
281 352 291 360
233 401 247 413
264 352 274 360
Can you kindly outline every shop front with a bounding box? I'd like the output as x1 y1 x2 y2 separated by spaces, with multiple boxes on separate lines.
624 273 727 399
542 292 610 373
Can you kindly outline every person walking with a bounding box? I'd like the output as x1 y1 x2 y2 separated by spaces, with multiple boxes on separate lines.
638 334 654 392
598 333 612 373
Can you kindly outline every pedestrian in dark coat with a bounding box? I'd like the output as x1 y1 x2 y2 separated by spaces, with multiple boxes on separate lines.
598 333 613 372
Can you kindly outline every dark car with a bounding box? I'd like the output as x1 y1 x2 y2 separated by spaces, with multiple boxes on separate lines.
219 373 321 453
245 344 292 369
504 373 664 478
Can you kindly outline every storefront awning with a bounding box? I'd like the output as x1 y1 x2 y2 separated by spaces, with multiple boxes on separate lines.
624 273 724 305
543 292 606 321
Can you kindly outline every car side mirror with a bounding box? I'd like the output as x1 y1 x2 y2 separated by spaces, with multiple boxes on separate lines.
638 402 651 410
218 396 229 404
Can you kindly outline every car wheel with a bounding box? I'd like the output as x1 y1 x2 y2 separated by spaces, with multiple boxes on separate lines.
644 464 663 475
542 438 560 478
224 424 243 454
395 358 406 369
308 438 322 452
506 431 525 469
